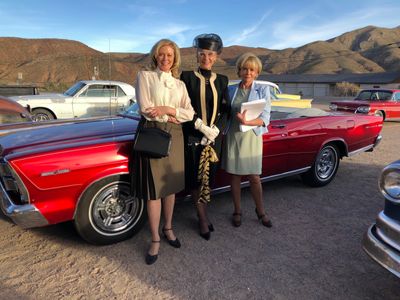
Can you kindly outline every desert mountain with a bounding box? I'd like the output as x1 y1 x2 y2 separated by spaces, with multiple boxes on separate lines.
0 26 399 88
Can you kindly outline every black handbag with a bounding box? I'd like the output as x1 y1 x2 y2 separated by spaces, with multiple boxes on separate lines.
133 120 172 158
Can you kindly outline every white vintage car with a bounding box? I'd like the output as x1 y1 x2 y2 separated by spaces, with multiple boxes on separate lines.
11 80 136 121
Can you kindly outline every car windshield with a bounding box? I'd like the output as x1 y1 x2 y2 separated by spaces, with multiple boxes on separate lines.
64 82 86 96
270 107 329 120
120 103 141 118
355 90 393 101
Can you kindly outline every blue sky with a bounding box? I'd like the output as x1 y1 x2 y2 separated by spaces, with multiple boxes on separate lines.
0 0 399 53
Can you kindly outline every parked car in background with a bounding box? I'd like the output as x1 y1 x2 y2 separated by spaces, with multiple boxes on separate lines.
230 80 313 108
11 80 136 121
329 89 400 121
363 160 400 278
0 85 39 97
0 96 33 125
0 104 382 245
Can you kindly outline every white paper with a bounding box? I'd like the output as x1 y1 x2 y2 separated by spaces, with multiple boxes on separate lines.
239 99 267 132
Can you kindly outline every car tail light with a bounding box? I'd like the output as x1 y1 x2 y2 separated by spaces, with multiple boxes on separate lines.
380 161 400 203
0 158 30 205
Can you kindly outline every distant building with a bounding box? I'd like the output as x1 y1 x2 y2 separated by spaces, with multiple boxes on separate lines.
258 71 400 98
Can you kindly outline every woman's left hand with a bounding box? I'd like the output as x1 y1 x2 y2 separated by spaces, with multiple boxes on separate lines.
236 110 247 125
145 106 169 118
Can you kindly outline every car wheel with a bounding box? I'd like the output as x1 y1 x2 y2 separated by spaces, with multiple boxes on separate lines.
32 108 55 121
374 110 385 120
74 175 146 245
301 144 340 187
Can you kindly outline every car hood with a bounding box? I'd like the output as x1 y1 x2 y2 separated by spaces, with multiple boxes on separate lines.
11 93 66 102
0 116 139 157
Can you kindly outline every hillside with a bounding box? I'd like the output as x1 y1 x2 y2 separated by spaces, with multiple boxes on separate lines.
0 25 399 88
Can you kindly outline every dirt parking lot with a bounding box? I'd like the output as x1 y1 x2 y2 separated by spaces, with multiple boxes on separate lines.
1 110 400 299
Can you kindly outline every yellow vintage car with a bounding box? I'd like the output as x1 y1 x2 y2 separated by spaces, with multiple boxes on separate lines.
229 80 312 108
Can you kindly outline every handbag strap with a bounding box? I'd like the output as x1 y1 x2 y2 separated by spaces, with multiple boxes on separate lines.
142 116 172 133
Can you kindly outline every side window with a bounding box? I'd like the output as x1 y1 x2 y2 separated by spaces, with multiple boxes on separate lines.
394 93 400 101
377 91 393 101
117 86 126 97
82 85 116 97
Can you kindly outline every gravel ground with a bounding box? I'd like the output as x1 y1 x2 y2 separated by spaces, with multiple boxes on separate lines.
0 107 399 299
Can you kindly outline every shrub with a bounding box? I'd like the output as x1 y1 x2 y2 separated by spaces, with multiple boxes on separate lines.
334 81 360 97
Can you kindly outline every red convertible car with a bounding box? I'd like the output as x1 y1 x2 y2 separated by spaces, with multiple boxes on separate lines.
0 104 383 245
329 89 400 121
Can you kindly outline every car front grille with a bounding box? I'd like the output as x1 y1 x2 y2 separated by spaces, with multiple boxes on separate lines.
0 158 29 205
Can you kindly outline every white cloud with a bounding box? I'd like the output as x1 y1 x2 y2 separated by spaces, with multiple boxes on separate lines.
267 5 400 49
226 11 272 45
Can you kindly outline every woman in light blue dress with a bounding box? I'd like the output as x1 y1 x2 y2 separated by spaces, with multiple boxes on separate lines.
223 53 272 228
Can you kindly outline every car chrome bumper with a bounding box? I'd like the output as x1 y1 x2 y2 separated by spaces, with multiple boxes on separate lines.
363 218 400 278
374 134 382 148
0 182 48 228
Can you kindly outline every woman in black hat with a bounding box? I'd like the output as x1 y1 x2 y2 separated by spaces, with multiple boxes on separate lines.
181 33 230 240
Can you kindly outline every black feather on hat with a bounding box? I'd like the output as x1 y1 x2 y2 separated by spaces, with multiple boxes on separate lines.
193 33 223 54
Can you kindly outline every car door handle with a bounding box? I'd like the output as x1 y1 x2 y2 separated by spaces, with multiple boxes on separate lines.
271 124 286 129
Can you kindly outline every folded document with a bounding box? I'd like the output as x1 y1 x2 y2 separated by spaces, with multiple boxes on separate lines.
239 99 267 132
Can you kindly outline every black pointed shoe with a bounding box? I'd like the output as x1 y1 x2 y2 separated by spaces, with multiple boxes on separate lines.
162 227 181 248
198 222 210 240
145 240 160 265
255 208 272 228
232 212 242 227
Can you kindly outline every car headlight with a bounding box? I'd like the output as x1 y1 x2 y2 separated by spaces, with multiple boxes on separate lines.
329 103 337 110
356 106 370 114
379 161 400 203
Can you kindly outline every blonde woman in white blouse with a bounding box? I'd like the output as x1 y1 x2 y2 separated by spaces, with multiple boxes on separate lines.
134 39 194 265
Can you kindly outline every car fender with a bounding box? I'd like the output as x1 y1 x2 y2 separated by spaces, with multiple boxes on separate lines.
318 138 348 158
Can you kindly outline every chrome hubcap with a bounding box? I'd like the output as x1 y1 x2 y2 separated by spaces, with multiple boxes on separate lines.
34 113 51 121
90 182 142 233
316 147 337 180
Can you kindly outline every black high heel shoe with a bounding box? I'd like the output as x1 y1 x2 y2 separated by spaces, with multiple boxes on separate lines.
208 223 215 232
145 240 160 265
198 222 211 240
255 208 272 228
162 227 181 248
232 212 242 227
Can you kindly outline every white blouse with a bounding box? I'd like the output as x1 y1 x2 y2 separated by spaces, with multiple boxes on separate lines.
136 69 194 123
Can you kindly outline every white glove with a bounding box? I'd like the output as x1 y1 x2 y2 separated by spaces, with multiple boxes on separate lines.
194 118 220 141
200 136 213 146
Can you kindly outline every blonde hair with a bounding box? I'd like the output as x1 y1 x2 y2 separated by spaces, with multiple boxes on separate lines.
149 39 181 78
236 52 262 77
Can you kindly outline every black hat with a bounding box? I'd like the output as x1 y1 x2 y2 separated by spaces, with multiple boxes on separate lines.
193 33 223 54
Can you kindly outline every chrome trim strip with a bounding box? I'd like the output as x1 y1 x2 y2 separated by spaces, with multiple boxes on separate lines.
0 180 48 228
348 144 374 156
363 224 400 278
210 167 311 196
376 211 400 252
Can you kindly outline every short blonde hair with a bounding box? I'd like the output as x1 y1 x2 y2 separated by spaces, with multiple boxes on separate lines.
236 53 262 77
150 39 181 78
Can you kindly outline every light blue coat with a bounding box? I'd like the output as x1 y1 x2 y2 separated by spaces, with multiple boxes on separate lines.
228 81 271 136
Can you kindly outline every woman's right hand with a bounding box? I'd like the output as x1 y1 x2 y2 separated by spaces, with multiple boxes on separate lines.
168 116 180 124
